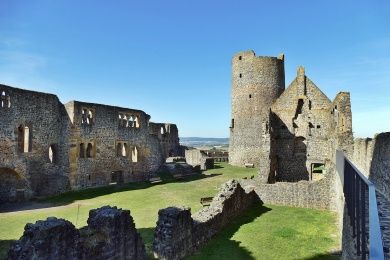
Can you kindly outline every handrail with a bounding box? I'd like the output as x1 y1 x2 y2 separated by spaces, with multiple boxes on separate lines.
336 150 384 260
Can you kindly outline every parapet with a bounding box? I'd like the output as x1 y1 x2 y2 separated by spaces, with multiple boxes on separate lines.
232 50 285 62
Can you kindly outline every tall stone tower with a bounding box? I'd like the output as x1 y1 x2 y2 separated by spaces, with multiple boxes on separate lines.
229 50 285 175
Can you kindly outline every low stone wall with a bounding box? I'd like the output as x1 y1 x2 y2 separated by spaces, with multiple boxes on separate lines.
185 149 214 170
240 163 339 211
7 206 147 260
153 180 260 259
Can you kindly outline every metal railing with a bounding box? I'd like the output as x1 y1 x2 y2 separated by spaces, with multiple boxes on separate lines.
336 150 385 259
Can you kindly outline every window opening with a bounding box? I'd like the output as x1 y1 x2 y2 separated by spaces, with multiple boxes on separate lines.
132 146 138 163
86 143 93 158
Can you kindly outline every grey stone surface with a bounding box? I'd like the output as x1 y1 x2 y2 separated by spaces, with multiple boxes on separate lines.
158 162 198 176
153 179 260 259
7 217 81 260
7 206 147 260
240 162 339 210
80 206 147 260
185 149 214 170
352 132 390 200
229 51 285 178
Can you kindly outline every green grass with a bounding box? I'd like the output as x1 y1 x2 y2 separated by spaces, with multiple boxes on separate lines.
0 163 339 259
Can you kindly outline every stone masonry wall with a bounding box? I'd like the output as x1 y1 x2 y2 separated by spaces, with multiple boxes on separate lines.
65 101 165 189
185 149 214 170
0 84 179 202
149 122 181 159
352 132 390 200
153 180 260 259
0 84 71 203
240 162 340 211
270 68 334 182
7 206 147 260
229 50 285 173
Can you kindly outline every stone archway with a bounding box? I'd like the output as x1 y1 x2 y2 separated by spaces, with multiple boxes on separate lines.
0 168 29 203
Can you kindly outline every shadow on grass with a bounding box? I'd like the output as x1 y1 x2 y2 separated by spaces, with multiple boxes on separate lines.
0 240 15 259
0 172 222 213
189 203 271 260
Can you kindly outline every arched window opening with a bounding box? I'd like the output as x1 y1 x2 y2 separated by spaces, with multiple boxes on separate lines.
48 145 56 163
160 126 165 135
18 126 24 152
135 116 140 128
1 91 5 108
123 115 128 127
87 110 93 124
86 143 93 158
79 143 85 158
23 126 30 153
118 113 123 126
132 146 138 163
122 143 128 157
129 115 134 127
81 108 94 125
1 91 10 108
81 109 87 124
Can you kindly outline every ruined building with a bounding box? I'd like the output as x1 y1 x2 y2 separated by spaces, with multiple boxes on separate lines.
229 50 353 182
0 84 180 203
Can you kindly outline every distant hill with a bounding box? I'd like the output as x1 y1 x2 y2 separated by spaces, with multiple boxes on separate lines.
180 137 229 149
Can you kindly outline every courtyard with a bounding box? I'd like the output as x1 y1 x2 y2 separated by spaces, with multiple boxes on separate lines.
0 163 339 259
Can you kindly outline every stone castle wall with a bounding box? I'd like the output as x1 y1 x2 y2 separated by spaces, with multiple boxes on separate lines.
7 206 147 260
352 132 390 200
0 85 71 203
65 101 165 189
269 67 353 183
228 50 354 183
229 51 285 173
0 84 180 202
149 122 181 158
153 180 260 259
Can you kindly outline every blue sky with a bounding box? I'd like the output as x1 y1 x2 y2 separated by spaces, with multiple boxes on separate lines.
0 0 389 138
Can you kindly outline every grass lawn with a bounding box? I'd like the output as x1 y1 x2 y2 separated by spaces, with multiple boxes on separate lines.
0 163 339 259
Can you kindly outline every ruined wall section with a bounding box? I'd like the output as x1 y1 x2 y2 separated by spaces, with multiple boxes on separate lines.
65 101 163 189
270 68 333 182
185 149 214 170
241 162 338 210
149 122 181 159
0 84 70 202
352 138 374 176
7 206 147 260
329 92 354 161
229 51 285 179
352 133 390 200
153 180 260 259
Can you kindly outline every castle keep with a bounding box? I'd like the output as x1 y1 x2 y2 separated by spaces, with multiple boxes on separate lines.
0 84 180 203
229 50 353 182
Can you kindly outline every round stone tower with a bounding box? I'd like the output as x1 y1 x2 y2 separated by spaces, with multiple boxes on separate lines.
229 50 285 169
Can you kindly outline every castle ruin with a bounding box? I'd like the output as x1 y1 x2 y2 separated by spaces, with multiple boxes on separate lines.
0 84 181 203
229 50 353 183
